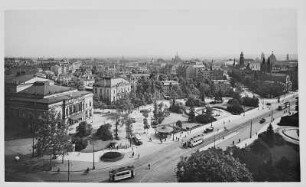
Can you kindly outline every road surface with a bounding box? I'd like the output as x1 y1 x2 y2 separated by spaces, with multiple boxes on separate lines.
5 92 298 182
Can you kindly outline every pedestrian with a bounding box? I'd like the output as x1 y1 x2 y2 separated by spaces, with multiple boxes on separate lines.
239 139 241 143
132 152 134 157
148 163 151 170
138 154 140 159
232 141 234 145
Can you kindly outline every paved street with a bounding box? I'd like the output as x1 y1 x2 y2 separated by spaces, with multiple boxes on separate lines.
6 92 297 182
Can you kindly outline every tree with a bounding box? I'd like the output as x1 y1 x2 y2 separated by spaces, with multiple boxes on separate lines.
227 99 244 115
142 110 150 133
96 123 113 141
176 120 183 128
195 114 216 124
199 83 210 102
265 123 275 147
231 91 242 104
75 121 93 137
35 109 72 163
176 148 253 182
205 106 213 116
143 118 150 133
114 120 120 140
72 136 88 151
242 96 259 107
188 105 196 123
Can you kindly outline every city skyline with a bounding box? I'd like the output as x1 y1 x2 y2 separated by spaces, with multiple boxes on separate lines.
5 9 297 58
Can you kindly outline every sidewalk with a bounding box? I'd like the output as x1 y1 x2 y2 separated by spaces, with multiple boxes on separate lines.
235 117 281 148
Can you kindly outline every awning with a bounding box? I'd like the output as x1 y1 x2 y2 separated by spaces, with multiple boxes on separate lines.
69 113 83 121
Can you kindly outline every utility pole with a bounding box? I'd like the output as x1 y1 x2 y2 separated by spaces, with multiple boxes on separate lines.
68 160 70 182
92 140 95 170
250 120 252 138
271 108 274 122
172 123 174 141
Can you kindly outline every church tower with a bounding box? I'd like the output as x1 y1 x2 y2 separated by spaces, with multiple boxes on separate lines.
267 57 272 73
239 52 244 67
261 56 266 74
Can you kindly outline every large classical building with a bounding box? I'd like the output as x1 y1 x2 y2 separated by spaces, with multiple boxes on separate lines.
5 80 93 132
5 74 55 95
93 77 131 104
177 62 224 81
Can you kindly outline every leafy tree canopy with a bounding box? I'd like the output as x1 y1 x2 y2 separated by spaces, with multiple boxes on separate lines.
176 148 253 182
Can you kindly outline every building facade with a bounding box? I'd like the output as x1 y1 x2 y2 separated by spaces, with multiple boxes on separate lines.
5 81 93 133
93 77 131 105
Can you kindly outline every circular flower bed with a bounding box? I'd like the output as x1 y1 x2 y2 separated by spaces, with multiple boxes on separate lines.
100 151 124 162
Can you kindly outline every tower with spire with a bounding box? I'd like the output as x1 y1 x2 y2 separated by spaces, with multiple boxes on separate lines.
261 56 266 74
239 52 244 67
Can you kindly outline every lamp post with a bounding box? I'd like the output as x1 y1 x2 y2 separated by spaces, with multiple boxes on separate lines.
213 132 216 148
92 139 95 170
271 107 274 122
172 123 175 141
68 159 70 182
249 120 253 139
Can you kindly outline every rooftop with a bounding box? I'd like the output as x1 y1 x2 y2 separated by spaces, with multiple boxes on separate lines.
18 82 76 97
5 74 52 85
11 90 93 105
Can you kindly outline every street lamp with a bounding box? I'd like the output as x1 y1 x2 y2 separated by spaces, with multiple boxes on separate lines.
213 131 216 148
92 139 95 170
249 120 253 139
271 107 274 122
172 123 175 141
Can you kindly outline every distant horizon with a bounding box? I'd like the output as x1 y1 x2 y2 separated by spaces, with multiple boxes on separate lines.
5 10 297 58
4 52 299 61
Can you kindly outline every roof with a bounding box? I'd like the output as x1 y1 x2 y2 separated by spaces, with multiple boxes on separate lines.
18 82 76 97
10 90 93 105
94 78 130 87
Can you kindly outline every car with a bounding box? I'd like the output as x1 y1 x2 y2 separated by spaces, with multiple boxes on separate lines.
107 142 119 149
135 134 142 140
204 127 214 133
266 103 271 106
131 137 143 146
259 118 266 124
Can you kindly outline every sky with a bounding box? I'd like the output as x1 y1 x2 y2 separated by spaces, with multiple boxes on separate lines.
5 9 297 58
